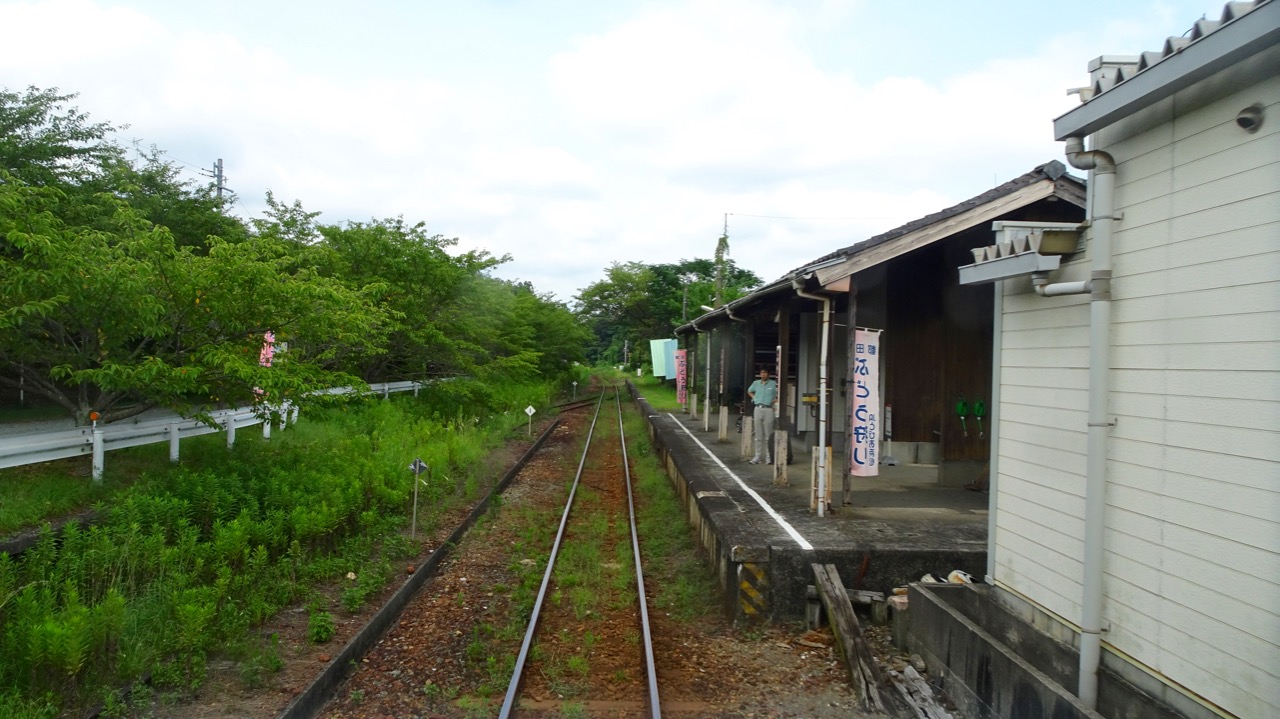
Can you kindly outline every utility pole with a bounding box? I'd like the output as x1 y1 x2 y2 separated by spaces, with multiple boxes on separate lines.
714 213 729 307
204 159 232 210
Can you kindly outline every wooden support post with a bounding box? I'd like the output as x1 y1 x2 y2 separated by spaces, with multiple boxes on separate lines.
810 445 833 512
811 563 888 713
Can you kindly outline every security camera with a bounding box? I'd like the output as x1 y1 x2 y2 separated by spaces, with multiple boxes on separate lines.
1236 104 1264 133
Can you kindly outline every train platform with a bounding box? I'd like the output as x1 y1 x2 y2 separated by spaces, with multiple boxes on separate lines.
630 389 988 623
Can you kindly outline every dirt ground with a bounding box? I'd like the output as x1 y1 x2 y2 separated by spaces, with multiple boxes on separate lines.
134 406 923 719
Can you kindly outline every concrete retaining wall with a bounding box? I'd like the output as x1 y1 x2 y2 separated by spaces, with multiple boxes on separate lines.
629 387 741 621
903 583 1189 719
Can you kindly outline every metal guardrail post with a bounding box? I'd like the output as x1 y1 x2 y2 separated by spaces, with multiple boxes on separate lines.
168 423 180 463
92 428 104 482
0 379 430 472
263 415 272 441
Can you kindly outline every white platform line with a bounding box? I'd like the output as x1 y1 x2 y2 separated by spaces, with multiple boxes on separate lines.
667 413 813 551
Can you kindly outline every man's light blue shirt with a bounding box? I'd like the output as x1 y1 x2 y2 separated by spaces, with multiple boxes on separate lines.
749 378 778 406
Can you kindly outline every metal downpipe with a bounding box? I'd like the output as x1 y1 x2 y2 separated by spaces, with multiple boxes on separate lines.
793 277 831 517
1065 135 1116 710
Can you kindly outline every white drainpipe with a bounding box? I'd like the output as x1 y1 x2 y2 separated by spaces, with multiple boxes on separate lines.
1064 135 1116 710
793 277 831 518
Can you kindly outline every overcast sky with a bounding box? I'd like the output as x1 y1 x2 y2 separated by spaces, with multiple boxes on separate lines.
2 0 1223 303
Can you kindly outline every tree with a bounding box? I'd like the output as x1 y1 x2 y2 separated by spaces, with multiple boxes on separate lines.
103 145 248 249
0 86 123 187
572 258 761 367
448 277 590 382
0 176 383 424
312 216 506 380
574 262 653 366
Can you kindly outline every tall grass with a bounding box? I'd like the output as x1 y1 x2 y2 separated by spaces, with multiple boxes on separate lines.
0 378 559 718
632 375 682 411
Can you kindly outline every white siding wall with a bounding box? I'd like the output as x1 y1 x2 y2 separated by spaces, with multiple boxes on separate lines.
996 75 1280 718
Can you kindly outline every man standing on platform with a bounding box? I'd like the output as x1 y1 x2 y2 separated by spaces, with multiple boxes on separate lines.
747 368 778 464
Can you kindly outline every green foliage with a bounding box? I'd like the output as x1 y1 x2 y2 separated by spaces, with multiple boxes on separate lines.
306 606 336 644
1 86 589 424
238 633 284 689
573 258 760 367
341 559 391 613
624 405 718 622
0 382 549 716
0 470 117 536
0 171 380 424
0 86 122 187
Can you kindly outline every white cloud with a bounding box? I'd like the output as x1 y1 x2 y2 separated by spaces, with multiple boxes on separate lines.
1 0 1221 302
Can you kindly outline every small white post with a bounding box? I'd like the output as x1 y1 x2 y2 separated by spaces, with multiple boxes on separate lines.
289 405 299 425
525 405 536 437
572 381 578 400
91 426 104 482
168 423 180 463
409 458 427 541
413 382 420 397
226 417 236 449
263 417 272 441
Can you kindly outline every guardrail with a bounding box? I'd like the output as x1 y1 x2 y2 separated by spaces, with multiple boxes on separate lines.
0 380 427 481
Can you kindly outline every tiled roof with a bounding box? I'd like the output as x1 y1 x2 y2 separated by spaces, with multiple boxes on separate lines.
676 161 1085 332
1076 0 1270 103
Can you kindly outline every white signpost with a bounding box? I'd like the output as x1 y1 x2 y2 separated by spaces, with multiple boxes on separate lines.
409 458 428 540
525 405 536 436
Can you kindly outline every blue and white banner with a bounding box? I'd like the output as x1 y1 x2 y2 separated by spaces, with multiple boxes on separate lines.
850 328 882 477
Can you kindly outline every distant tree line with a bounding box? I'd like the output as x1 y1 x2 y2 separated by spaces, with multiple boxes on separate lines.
573 258 761 369
0 86 591 424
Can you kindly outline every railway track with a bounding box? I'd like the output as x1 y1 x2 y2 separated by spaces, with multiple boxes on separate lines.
500 387 661 717
305 383 861 718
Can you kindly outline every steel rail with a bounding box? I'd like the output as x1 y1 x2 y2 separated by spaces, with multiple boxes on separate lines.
499 389 608 718
615 389 662 718
499 387 663 717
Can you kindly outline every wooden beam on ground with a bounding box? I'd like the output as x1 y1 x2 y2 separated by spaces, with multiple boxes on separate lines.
806 585 885 605
888 666 954 719
812 563 888 713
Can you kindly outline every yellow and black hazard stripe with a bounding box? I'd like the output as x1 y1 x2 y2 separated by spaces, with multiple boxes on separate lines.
737 562 768 618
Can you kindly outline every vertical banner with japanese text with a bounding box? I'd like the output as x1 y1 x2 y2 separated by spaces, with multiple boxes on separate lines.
850 328 882 476
675 349 688 404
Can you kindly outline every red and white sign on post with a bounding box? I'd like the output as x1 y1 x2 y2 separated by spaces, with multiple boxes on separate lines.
850 328 882 477
675 349 688 405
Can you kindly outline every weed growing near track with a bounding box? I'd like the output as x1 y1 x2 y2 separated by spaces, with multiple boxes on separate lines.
623 405 720 622
0 378 561 718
